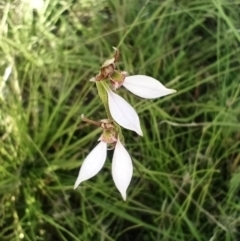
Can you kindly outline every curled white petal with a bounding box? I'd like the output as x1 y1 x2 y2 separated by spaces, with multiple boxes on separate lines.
123 75 176 99
74 141 107 189
106 88 143 136
3 66 12 82
112 139 133 200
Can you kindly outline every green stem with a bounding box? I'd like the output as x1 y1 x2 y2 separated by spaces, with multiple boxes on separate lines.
96 81 111 119
96 81 124 143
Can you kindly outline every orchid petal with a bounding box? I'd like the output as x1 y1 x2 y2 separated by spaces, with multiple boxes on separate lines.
106 88 143 136
123 75 176 99
74 141 107 189
112 139 133 200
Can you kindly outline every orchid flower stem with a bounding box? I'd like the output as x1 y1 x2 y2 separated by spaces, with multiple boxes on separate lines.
96 81 111 119
96 81 124 143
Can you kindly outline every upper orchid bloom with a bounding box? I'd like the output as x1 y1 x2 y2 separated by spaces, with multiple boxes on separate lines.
106 88 143 136
74 138 133 201
119 75 176 99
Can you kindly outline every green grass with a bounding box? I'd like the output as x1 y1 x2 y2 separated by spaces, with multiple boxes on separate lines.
1 0 240 240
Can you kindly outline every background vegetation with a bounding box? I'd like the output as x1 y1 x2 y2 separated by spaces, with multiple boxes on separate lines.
1 0 240 240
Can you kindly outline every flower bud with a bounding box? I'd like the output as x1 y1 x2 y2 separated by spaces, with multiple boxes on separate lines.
101 58 116 78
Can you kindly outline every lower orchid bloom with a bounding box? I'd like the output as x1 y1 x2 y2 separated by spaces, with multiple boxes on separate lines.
74 137 133 201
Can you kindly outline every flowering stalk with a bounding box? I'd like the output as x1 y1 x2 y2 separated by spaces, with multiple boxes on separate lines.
95 81 110 119
74 48 177 200
96 81 124 142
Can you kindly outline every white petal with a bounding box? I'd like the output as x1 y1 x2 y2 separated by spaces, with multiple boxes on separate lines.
112 139 133 200
106 88 143 136
74 141 107 189
3 66 12 82
123 75 176 99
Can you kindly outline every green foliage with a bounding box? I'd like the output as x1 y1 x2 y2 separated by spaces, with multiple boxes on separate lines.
0 0 240 240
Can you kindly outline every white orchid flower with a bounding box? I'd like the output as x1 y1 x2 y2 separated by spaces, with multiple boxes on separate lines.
104 75 175 135
122 75 176 99
74 139 133 201
106 88 143 136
